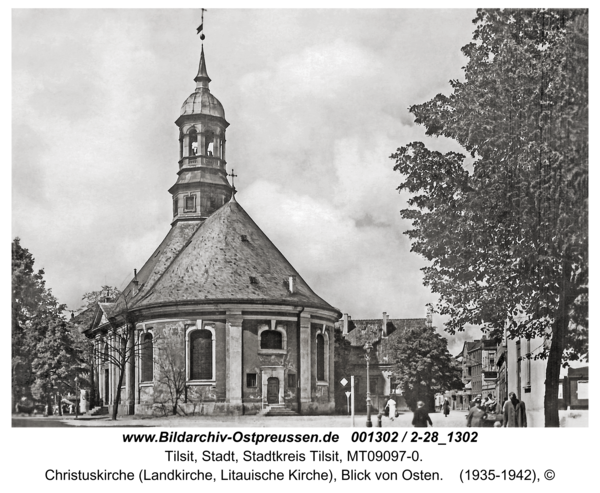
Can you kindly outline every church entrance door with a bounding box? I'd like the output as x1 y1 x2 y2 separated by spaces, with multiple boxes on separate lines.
267 377 279 404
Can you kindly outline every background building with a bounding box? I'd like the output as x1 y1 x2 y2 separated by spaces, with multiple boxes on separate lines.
335 311 429 413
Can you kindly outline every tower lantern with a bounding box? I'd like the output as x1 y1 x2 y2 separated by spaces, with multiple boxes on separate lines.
170 43 232 223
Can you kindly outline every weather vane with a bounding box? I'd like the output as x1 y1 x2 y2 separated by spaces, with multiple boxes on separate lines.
197 8 207 40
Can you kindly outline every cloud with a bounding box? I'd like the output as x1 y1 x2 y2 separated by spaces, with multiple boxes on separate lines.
240 174 434 319
241 38 380 106
11 10 480 346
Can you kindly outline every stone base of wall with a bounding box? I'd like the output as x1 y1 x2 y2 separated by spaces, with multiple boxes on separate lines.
131 399 332 416
242 403 263 415
134 401 244 416
299 401 335 415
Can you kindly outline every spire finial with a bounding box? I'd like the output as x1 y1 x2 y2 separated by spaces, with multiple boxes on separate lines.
228 169 238 200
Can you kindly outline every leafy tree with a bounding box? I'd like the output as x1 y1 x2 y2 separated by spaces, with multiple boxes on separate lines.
390 325 463 412
391 9 587 426
31 320 88 414
12 238 47 405
12 238 84 413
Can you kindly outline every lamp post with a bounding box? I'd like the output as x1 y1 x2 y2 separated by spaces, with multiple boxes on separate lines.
74 376 79 419
364 341 373 428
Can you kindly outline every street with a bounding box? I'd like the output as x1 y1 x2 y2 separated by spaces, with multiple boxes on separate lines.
12 408 588 428
10 410 476 428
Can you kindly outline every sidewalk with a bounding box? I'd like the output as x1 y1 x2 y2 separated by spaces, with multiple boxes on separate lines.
13 409 587 428
14 410 471 428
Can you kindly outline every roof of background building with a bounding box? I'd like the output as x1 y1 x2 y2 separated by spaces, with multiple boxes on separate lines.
341 317 428 366
466 340 482 353
344 318 426 347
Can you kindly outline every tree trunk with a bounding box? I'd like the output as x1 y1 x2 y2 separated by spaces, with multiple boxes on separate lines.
428 393 436 414
46 394 53 416
544 287 568 427
89 358 96 409
112 366 126 421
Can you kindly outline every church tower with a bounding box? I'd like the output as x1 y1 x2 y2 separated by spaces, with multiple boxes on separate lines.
170 45 232 223
84 20 342 418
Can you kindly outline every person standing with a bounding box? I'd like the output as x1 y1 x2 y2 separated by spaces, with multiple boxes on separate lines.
466 401 486 427
483 393 496 413
385 397 397 421
412 401 433 428
503 392 527 427
443 398 450 417
471 394 482 408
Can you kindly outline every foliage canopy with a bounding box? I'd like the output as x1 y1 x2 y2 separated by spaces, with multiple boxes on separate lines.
390 325 463 411
12 238 84 410
391 9 587 426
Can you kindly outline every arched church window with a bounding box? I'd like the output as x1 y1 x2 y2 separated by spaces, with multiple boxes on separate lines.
173 197 178 216
140 333 154 382
260 330 283 350
189 129 198 156
204 132 214 156
316 334 325 381
190 330 212 380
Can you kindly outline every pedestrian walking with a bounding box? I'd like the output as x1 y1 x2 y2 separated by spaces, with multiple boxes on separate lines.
412 401 433 428
385 397 397 421
503 392 527 427
443 398 450 417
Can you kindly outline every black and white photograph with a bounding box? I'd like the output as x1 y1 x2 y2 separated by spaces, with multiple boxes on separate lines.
11 7 589 428
9 8 592 486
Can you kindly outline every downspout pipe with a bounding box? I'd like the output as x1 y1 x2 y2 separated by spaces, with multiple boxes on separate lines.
297 306 304 414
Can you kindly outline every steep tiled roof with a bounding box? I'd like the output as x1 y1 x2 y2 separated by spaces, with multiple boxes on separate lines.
111 200 339 316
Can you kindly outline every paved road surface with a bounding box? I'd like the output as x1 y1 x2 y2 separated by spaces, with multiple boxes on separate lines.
12 410 472 428
13 409 587 428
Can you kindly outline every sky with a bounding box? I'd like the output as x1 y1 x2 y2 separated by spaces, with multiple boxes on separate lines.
12 9 482 354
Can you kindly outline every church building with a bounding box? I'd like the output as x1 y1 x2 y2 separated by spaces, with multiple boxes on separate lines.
83 38 341 416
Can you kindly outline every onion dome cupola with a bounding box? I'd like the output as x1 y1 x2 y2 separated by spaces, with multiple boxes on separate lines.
170 44 232 224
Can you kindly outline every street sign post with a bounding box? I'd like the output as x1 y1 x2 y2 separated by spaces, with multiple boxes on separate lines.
351 376 355 427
